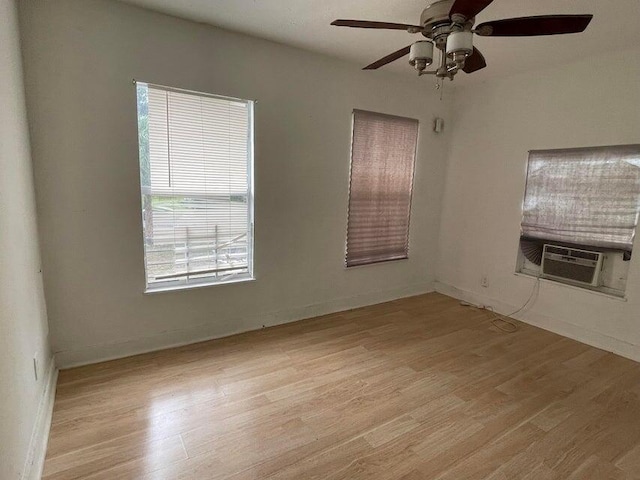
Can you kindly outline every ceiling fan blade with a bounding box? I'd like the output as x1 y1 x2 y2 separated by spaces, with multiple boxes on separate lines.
363 45 412 70
462 47 487 73
449 0 494 20
331 20 422 31
475 15 593 37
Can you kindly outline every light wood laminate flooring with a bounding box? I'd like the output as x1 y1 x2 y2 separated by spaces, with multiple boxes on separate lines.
44 293 640 479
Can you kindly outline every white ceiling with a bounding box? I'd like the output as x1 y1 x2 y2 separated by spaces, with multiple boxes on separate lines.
119 0 640 84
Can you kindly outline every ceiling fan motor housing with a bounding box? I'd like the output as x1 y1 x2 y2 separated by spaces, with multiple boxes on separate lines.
421 0 475 52
420 0 457 30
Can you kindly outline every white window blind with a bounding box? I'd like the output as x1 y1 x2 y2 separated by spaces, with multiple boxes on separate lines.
346 110 419 267
521 145 640 251
136 82 254 290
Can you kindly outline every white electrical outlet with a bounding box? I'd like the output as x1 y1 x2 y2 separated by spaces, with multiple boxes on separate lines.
481 275 489 288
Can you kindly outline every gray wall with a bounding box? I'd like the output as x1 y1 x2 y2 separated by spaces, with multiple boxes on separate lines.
19 0 452 367
0 0 52 477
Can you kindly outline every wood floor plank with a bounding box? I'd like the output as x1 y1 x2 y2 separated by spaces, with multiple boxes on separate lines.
43 293 640 479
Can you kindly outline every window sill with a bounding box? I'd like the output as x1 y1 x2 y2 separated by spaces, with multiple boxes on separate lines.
345 257 409 269
513 272 627 302
144 275 255 294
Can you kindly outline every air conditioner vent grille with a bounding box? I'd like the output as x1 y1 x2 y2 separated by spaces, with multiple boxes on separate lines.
541 244 604 287
545 246 567 255
570 250 599 261
543 258 597 284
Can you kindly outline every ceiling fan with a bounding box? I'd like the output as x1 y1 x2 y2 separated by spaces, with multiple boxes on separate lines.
331 0 593 82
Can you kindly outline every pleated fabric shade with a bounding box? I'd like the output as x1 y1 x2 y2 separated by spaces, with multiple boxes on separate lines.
346 110 419 267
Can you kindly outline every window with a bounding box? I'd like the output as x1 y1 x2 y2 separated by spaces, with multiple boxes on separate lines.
136 82 254 291
517 144 640 295
345 110 419 267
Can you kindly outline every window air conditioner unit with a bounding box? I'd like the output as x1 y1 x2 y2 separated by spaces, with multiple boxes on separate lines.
541 244 604 287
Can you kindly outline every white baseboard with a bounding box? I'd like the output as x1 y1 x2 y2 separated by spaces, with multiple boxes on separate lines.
22 359 58 480
434 281 640 363
55 282 435 369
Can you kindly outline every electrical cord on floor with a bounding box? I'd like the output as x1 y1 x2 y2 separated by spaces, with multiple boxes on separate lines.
460 275 541 334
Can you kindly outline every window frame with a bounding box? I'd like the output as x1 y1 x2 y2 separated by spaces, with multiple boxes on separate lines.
515 144 640 297
135 81 255 293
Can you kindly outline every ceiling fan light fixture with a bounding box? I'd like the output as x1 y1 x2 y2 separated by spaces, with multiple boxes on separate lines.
446 31 473 57
409 41 434 72
446 31 474 71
